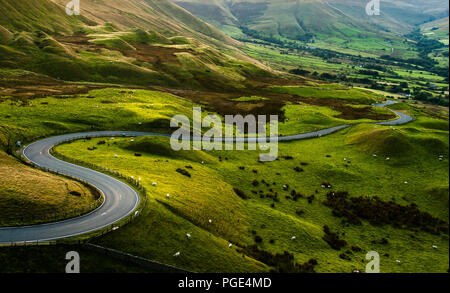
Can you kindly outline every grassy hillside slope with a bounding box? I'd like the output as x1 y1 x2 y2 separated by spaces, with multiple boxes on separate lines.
0 0 275 91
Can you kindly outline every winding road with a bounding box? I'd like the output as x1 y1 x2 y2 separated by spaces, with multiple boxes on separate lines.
0 101 413 244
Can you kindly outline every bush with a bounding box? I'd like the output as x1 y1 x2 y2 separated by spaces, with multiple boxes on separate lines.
233 188 249 200
323 191 449 235
176 168 191 178
322 225 347 250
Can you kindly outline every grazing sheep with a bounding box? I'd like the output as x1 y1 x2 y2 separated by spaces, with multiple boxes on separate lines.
386 157 390 161
152 182 157 186
130 139 135 142
174 252 180 257
166 193 170 198
395 260 401 264
344 158 347 161
404 181 408 184
186 233 191 239
114 154 118 158
433 245 438 249
208 219 212 224
373 154 377 157
228 243 233 248
138 178 141 181
291 236 296 240
112 226 119 231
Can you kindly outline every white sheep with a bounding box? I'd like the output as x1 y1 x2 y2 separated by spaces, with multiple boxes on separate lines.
208 219 212 224
395 260 401 264
114 154 118 158
228 243 233 248
386 157 390 161
433 245 438 249
291 236 296 240
174 252 180 257
186 233 191 239
166 193 170 198
152 182 157 186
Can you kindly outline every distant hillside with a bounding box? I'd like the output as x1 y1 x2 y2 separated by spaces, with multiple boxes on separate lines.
172 0 449 56
0 0 274 91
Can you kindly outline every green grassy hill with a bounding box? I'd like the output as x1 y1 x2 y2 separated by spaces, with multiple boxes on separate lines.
172 0 448 57
0 0 275 91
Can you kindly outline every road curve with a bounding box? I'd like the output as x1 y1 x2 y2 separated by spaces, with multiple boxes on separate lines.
0 101 413 243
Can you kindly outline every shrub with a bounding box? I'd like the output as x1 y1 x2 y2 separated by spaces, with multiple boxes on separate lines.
322 225 347 250
233 188 249 200
176 168 191 178
323 191 449 235
294 167 304 172
237 245 318 273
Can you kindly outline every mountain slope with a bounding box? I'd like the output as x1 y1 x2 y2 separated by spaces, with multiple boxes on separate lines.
172 0 449 56
0 0 274 91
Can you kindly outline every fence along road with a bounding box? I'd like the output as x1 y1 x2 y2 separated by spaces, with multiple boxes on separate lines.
0 102 413 243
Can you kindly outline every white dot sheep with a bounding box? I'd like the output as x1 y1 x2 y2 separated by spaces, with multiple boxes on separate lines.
166 193 170 198
396 260 401 264
174 252 180 257
291 236 296 240
373 154 377 157
344 158 347 161
152 182 157 186
186 233 191 239
114 154 118 158
228 243 233 248
386 157 390 161
208 219 212 224
433 245 438 249
404 181 408 184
